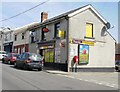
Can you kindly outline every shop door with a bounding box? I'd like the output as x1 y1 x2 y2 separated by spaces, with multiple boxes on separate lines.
44 49 54 63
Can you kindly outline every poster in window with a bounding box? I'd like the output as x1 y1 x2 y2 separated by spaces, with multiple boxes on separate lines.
79 44 89 64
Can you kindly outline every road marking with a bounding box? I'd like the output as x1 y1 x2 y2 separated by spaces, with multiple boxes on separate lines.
57 74 118 89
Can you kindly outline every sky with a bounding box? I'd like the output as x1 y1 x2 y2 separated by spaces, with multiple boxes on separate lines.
0 0 119 42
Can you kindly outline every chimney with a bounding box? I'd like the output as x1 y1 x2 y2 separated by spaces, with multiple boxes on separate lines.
41 12 48 22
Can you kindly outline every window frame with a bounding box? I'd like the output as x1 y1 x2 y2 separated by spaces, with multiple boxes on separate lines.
54 22 60 38
22 32 25 40
14 35 17 41
85 23 93 38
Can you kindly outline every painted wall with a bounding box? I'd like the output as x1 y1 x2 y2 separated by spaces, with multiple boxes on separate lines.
29 28 41 53
68 8 115 68
13 30 30 46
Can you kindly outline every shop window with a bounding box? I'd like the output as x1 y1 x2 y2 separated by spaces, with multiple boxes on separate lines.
54 22 60 38
14 35 17 41
22 33 25 39
14 48 17 53
86 23 93 38
44 49 54 63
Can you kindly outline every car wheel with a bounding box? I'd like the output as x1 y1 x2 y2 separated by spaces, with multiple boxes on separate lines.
23 64 28 70
14 62 17 68
2 58 4 63
38 68 42 71
8 60 11 64
115 67 118 72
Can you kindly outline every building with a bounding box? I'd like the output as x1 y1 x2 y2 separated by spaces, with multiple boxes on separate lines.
115 43 120 61
0 30 3 51
13 22 39 54
13 4 116 72
33 4 115 72
0 27 12 52
3 28 14 53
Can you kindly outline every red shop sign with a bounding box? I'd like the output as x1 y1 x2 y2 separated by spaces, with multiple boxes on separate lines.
43 28 49 32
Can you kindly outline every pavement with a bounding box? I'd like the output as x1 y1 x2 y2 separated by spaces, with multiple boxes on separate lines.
44 68 119 89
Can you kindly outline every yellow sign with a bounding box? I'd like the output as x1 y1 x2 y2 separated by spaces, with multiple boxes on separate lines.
58 30 65 38
82 41 95 46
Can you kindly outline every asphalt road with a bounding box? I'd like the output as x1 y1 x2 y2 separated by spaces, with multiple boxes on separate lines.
2 62 118 90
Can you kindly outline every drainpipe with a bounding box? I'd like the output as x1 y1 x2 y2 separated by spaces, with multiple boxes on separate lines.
65 16 70 72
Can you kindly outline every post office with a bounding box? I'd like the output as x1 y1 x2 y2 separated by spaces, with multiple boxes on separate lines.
28 4 116 72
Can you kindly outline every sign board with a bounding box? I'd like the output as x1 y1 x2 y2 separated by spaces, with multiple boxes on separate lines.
82 41 95 46
69 38 95 46
58 30 65 38
79 44 89 64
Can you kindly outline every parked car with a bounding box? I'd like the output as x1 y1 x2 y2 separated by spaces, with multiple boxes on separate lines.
2 53 19 64
0 51 7 61
14 52 44 71
115 61 120 72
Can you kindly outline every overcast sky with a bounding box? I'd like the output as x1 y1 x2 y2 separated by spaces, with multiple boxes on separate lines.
0 0 119 42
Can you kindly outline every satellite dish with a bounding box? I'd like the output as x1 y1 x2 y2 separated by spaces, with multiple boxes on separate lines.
106 22 111 29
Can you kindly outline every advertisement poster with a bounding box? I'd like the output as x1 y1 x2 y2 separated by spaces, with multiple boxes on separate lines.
79 44 89 64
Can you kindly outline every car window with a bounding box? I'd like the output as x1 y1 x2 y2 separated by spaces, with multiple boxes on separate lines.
7 53 11 58
0 51 6 54
116 61 120 65
22 53 29 59
13 54 18 57
29 53 42 61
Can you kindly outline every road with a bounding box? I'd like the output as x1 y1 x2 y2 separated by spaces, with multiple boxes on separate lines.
2 62 118 90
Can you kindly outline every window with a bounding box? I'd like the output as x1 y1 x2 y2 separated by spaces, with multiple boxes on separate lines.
54 22 60 38
14 35 17 41
30 30 35 43
41 27 46 41
22 33 25 39
31 36 35 43
86 23 93 38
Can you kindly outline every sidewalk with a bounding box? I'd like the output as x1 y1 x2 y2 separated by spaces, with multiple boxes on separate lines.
44 68 119 89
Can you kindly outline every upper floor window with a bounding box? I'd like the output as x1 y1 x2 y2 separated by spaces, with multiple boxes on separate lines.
14 35 17 41
86 23 93 38
54 22 60 38
22 33 25 39
30 30 36 43
41 27 46 41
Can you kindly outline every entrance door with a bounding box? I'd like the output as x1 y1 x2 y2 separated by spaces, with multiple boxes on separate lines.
44 49 54 63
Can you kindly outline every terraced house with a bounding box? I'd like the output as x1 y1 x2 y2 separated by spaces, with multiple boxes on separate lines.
14 4 116 72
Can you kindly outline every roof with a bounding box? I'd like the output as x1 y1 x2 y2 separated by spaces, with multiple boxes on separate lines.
40 4 108 25
14 22 39 34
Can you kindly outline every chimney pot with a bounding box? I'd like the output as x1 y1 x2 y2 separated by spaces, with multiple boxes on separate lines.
41 12 48 22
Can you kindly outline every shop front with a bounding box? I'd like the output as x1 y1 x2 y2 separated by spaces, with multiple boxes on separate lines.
38 40 68 71
3 42 13 53
38 40 55 67
69 38 96 72
13 44 29 54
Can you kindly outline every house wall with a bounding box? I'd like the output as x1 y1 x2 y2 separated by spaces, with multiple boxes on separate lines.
68 9 115 71
29 28 41 53
13 30 30 53
3 30 14 52
13 30 30 46
37 19 68 64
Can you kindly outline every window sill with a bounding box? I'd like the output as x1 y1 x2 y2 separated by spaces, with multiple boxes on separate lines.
84 36 95 39
84 36 95 42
